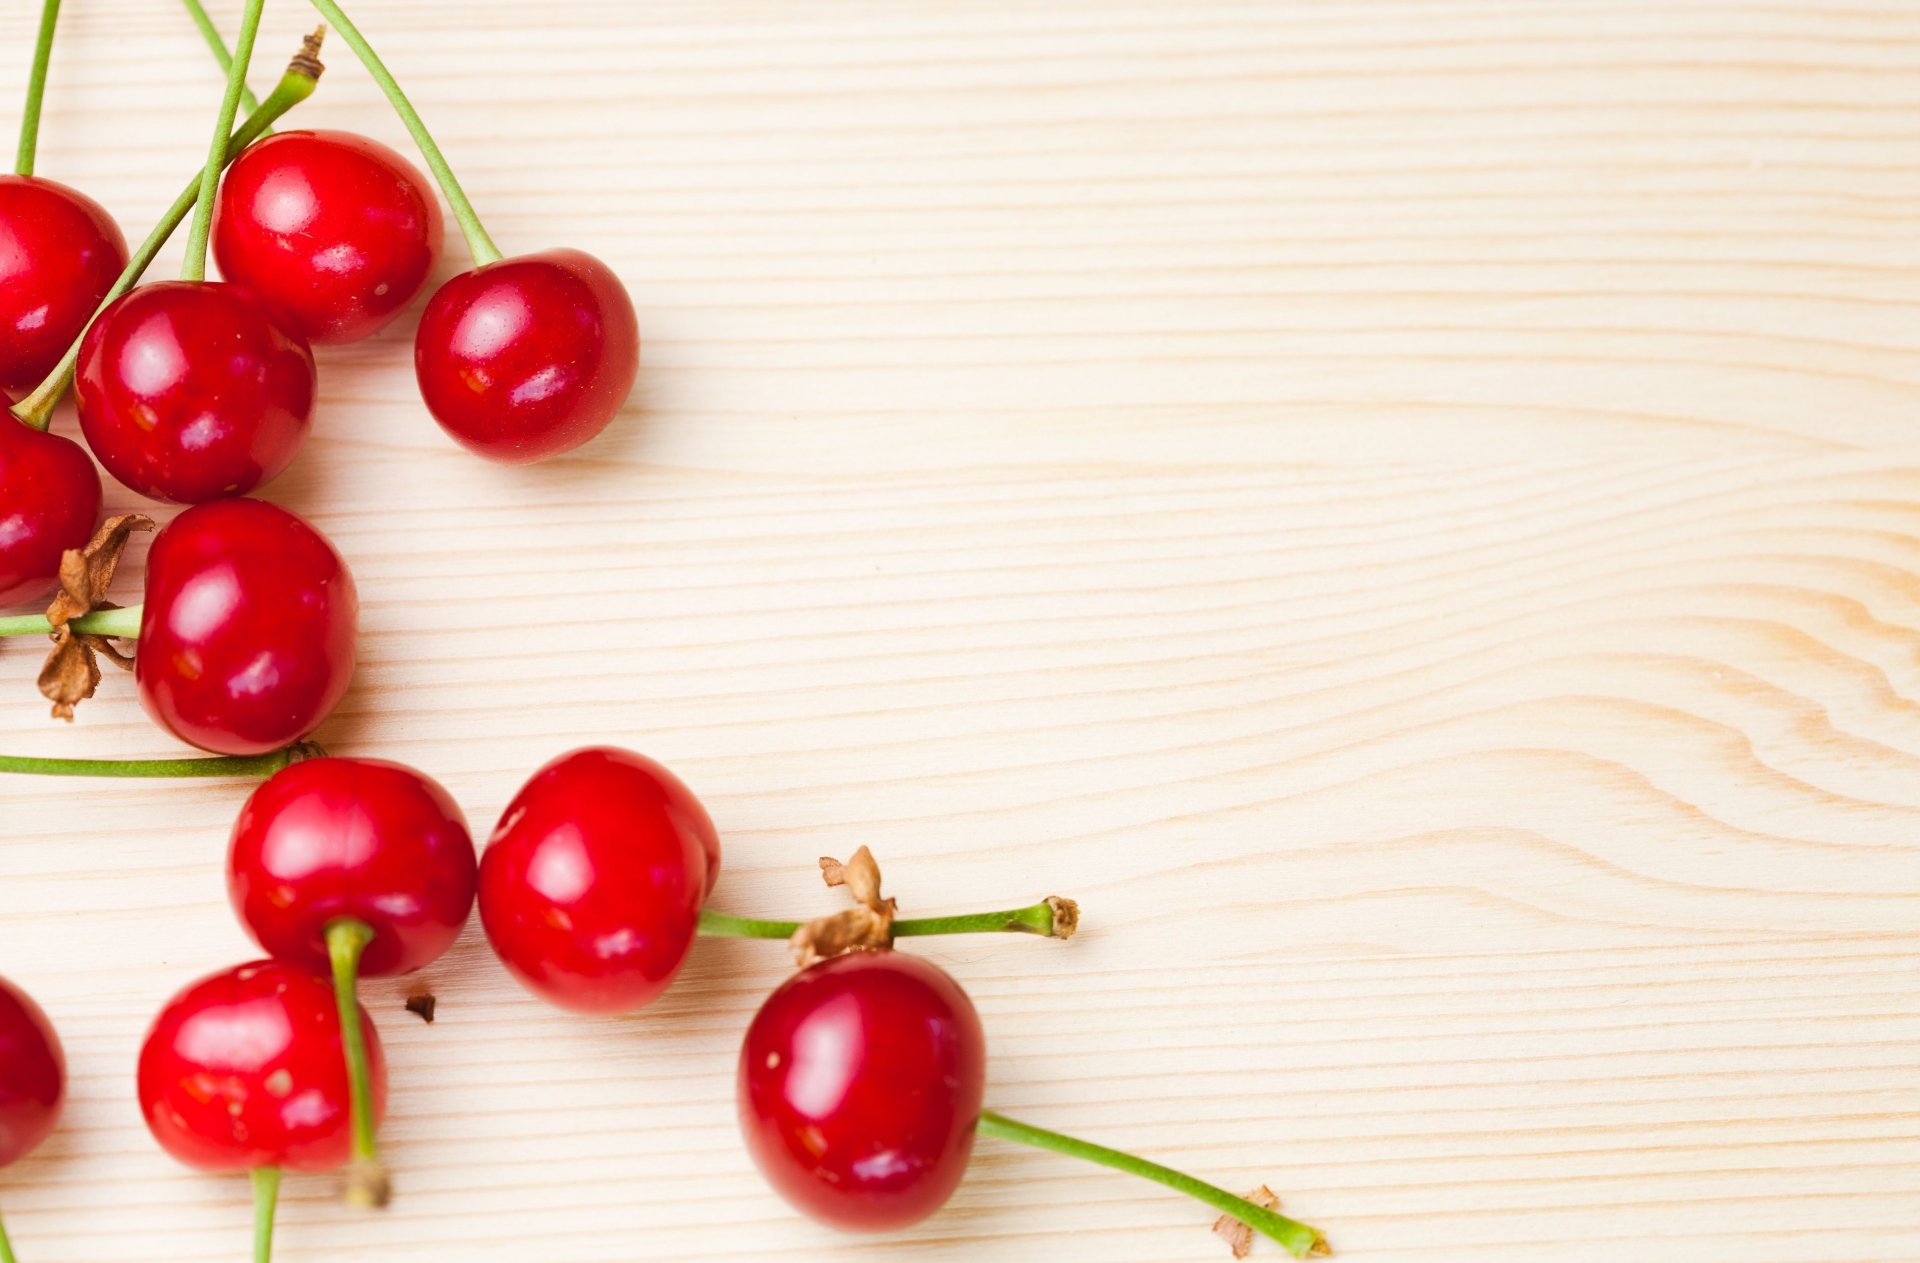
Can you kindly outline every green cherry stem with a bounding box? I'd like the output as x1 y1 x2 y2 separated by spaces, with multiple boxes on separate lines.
0 604 140 637
696 899 1076 941
301 0 502 265
8 35 324 431
179 0 264 118
0 745 320 778
14 0 61 177
250 1166 280 1263
0 1203 14 1263
325 917 389 1210
180 0 265 283
976 1110 1329 1259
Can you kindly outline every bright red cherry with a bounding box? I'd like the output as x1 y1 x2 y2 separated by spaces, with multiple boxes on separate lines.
213 130 443 345
0 175 128 397
229 757 476 976
0 975 64 1171
135 498 357 756
414 249 638 463
74 280 314 503
739 951 986 1232
477 746 716 1013
0 408 101 608
137 960 385 1173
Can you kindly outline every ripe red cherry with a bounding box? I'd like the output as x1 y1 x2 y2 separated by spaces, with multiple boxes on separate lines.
229 757 476 976
477 746 716 1013
0 175 128 397
74 280 314 503
137 960 385 1173
0 975 64 1171
414 249 638 463
739 951 986 1232
135 498 357 756
0 409 101 608
213 130 444 345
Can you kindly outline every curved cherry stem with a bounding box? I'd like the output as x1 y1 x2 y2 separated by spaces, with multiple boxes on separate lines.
976 1110 1328 1258
325 917 388 1209
0 605 141 637
14 0 60 177
250 1166 280 1263
181 0 265 282
178 0 264 118
301 0 502 265
8 37 324 430
0 745 321 778
697 900 1074 941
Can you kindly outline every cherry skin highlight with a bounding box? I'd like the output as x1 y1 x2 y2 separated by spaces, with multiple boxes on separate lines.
0 975 64 1171
135 498 357 756
75 280 314 503
0 175 129 396
739 951 987 1232
477 746 716 1014
137 960 385 1173
0 403 101 609
414 249 639 463
229 757 476 976
213 130 444 345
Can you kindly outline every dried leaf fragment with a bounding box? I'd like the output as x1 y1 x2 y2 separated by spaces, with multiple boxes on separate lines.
38 514 153 720
1214 1186 1281 1259
792 845 897 966
404 993 437 1023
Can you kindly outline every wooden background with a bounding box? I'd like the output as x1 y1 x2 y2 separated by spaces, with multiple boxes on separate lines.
1 1 1917 1259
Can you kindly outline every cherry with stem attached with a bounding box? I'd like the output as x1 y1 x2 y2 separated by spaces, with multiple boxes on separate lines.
0 976 63 1263
0 384 98 610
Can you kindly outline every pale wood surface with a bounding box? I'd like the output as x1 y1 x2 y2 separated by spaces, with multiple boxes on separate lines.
1 1 1917 1259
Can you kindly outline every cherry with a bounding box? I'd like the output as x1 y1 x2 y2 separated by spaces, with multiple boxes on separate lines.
478 746 716 1014
213 129 443 345
136 497 357 756
74 280 315 503
0 175 128 397
414 249 639 463
0 407 101 608
739 951 986 1232
0 975 63 1170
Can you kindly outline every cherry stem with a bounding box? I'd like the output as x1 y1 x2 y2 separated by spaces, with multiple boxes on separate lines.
976 1110 1327 1258
0 604 141 638
180 0 265 283
696 900 1073 941
301 0 502 266
14 0 60 178
8 38 323 430
0 743 321 778
0 1203 14 1263
325 917 389 1210
250 1166 280 1263
178 0 264 119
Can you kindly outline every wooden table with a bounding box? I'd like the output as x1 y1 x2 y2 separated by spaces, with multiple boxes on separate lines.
2 2 1916 1259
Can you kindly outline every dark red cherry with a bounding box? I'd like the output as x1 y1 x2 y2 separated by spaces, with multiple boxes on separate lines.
75 280 314 503
213 130 444 345
739 951 986 1232
137 960 385 1173
414 249 638 463
135 498 357 756
0 408 101 608
0 975 64 1170
0 175 128 397
477 746 716 1014
229 757 476 976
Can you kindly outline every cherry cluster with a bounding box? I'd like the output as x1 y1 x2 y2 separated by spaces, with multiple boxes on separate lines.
0 3 1329 1261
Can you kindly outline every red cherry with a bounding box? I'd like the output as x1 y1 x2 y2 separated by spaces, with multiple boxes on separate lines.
213 130 444 345
0 175 129 397
75 280 314 503
229 757 476 976
0 975 63 1170
477 746 716 1014
414 249 638 463
0 410 101 608
739 951 986 1232
137 960 385 1173
135 498 357 756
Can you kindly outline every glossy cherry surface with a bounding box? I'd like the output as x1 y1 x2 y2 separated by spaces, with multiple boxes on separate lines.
0 406 101 608
477 746 716 1014
739 951 987 1232
213 130 444 345
0 175 128 397
414 248 638 463
137 960 385 1173
75 280 314 503
0 975 64 1170
136 498 357 756
230 757 476 976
